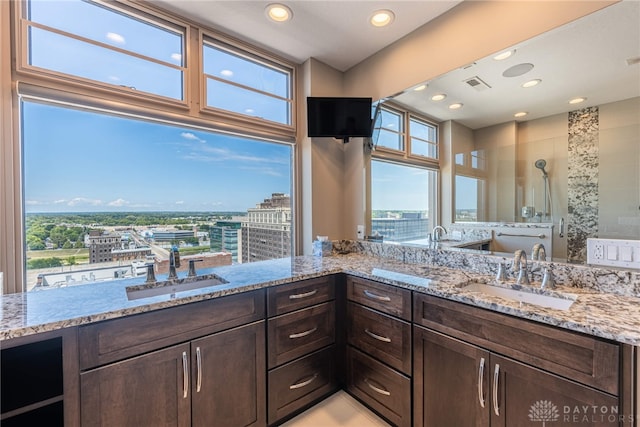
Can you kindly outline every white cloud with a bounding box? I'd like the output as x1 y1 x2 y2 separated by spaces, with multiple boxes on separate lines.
68 197 103 207
175 200 185 205
25 200 42 206
181 132 206 143
53 199 67 204
107 198 129 207
106 32 126 44
220 69 234 77
108 75 121 82
171 53 182 62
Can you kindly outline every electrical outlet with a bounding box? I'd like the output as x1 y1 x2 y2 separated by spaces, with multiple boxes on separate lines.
587 238 640 269
356 225 365 239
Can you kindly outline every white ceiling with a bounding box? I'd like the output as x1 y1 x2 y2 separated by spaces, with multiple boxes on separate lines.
392 0 640 129
153 0 461 72
155 0 639 130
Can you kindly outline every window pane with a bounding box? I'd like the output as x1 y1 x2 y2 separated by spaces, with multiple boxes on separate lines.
28 0 183 65
371 160 435 243
30 27 183 99
26 0 184 99
22 101 293 290
455 175 483 222
410 119 437 158
206 78 289 123
203 43 291 125
375 108 403 151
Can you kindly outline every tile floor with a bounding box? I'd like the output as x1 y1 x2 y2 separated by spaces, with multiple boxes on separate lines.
280 391 391 427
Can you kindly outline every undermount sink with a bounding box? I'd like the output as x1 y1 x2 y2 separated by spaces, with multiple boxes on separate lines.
461 282 577 311
126 274 228 300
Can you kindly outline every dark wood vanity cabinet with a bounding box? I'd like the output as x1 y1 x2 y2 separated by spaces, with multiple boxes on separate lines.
413 294 626 427
79 290 266 427
345 275 412 427
266 276 338 425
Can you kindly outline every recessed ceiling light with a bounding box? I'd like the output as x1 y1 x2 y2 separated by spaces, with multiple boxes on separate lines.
370 9 395 27
449 103 463 110
522 79 541 88
265 4 292 22
413 84 427 91
494 50 515 61
514 112 528 118
569 97 587 104
431 94 446 101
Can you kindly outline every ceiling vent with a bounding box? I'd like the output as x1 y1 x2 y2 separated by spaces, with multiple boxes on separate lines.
464 76 491 92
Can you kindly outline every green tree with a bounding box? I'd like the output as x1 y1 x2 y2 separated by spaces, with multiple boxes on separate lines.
62 240 73 249
26 235 46 250
27 257 63 269
66 256 77 266
74 240 85 249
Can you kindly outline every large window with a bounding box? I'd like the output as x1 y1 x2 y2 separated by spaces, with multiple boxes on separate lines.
370 104 439 243
22 101 293 291
7 0 297 293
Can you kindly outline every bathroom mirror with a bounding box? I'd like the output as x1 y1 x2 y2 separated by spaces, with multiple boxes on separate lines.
387 1 640 264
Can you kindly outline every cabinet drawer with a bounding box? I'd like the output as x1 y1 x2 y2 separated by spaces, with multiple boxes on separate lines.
347 302 411 375
268 302 335 368
347 276 411 321
268 346 337 425
268 276 335 317
414 293 620 395
79 290 265 369
347 347 410 427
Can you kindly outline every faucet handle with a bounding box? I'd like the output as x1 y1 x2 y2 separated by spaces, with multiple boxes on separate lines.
516 265 531 286
541 268 556 290
495 263 507 282
187 259 204 277
145 264 156 284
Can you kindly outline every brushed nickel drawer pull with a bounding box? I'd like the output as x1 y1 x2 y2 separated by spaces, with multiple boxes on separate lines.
289 289 318 300
364 329 391 343
289 374 318 390
363 289 391 302
182 351 189 399
493 364 500 416
364 378 391 396
196 346 202 393
478 357 485 408
289 327 318 339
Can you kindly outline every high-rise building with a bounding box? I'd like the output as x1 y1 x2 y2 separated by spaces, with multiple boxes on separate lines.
371 212 430 243
239 193 291 263
88 231 121 264
210 221 242 263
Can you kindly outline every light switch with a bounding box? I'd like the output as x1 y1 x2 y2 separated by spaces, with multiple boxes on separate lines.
620 246 633 262
606 245 618 260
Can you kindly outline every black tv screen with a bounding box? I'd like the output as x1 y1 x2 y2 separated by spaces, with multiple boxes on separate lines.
307 97 373 140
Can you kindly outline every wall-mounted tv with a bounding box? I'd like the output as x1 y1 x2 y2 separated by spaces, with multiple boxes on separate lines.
307 97 373 142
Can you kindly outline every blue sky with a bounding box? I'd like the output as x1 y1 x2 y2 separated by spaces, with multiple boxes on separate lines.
23 102 292 213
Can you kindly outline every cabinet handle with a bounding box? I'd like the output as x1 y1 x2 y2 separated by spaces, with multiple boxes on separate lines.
364 329 391 343
363 289 391 302
289 374 318 390
182 351 189 399
364 378 391 396
196 346 202 393
289 327 317 339
492 363 500 416
289 289 318 300
477 357 486 408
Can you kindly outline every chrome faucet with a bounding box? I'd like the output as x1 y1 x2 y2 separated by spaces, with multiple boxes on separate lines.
168 250 178 280
532 243 547 261
514 249 531 286
431 225 448 242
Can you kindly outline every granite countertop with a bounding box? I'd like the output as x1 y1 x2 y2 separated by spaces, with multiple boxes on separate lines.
2 253 639 346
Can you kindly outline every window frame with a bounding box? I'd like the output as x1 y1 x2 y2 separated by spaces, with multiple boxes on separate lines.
3 0 298 294
369 102 441 239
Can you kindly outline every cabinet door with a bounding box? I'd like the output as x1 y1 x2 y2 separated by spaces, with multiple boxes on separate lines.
81 343 191 427
191 321 266 427
490 354 619 427
413 326 489 427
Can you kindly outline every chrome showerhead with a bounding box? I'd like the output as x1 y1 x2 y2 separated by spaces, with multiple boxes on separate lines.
535 159 548 177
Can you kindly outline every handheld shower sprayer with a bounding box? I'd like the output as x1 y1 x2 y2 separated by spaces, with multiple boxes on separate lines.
535 159 548 177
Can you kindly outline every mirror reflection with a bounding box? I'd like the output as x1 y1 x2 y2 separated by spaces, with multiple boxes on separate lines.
388 1 640 264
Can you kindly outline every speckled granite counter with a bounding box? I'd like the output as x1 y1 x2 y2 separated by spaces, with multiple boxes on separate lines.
2 252 640 345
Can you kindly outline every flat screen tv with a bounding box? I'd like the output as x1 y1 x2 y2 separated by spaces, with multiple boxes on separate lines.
307 97 373 142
